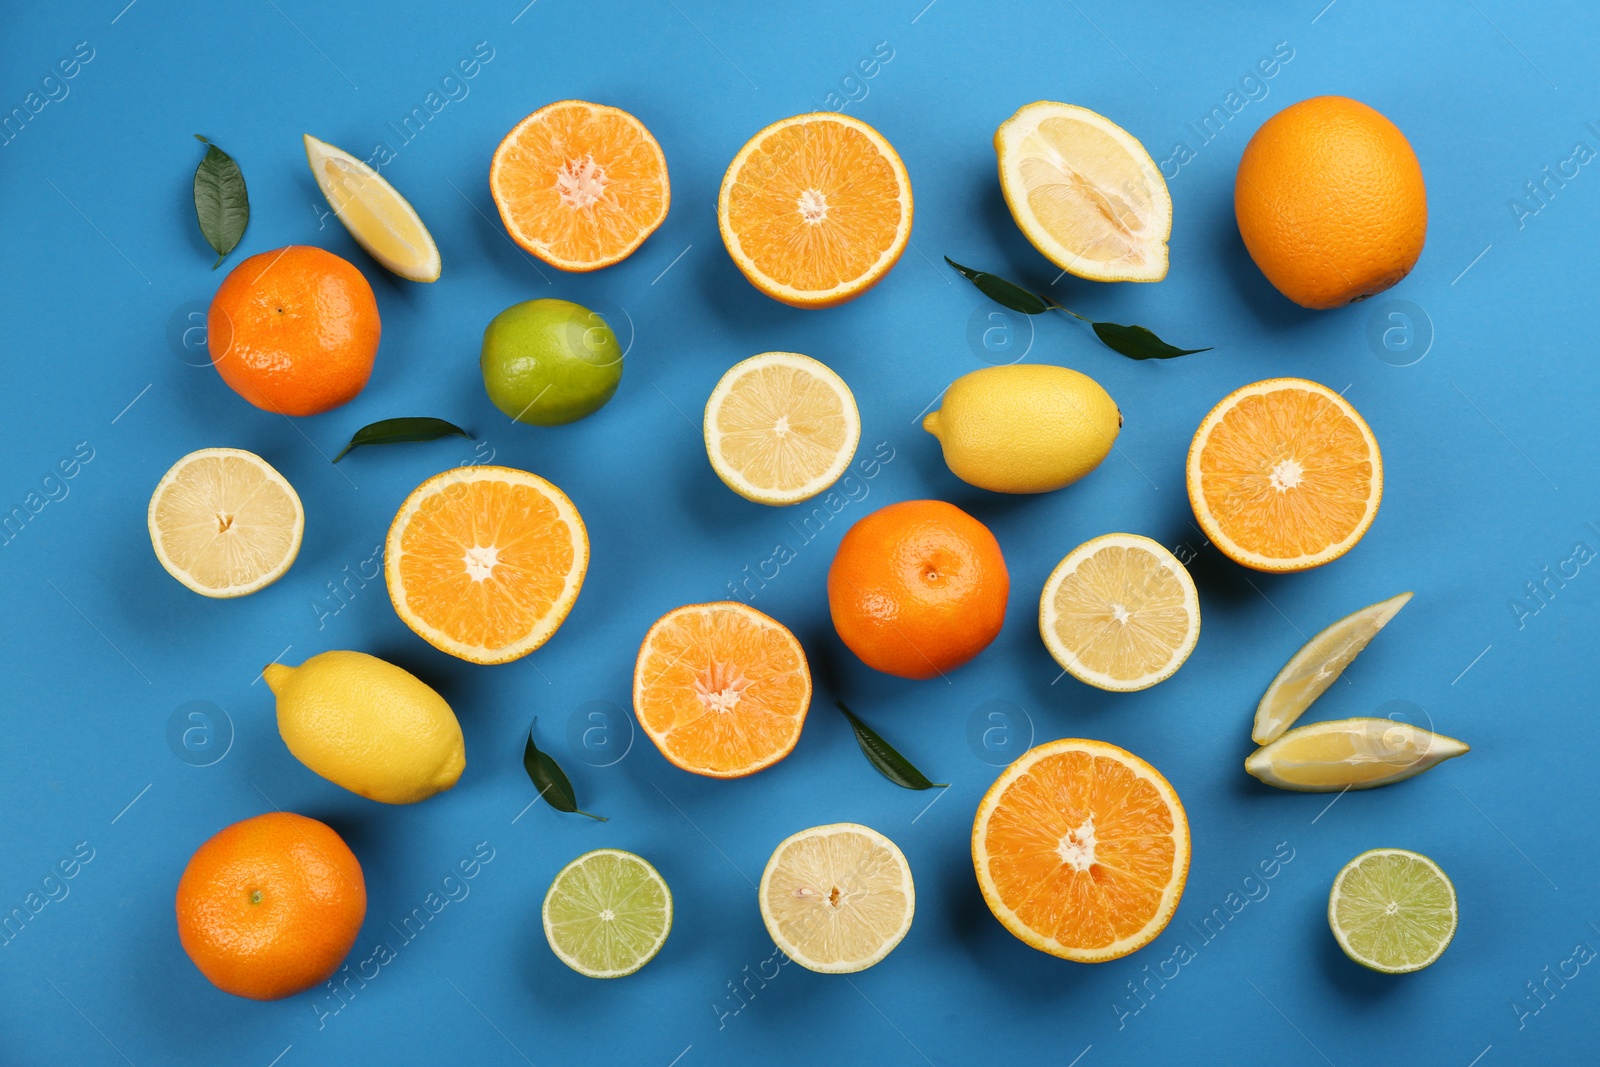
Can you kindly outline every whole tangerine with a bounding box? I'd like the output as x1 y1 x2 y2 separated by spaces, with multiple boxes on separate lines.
828 499 1009 680
208 245 381 415
176 811 366 1001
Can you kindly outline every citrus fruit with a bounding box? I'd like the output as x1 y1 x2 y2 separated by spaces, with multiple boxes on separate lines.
1235 95 1427 309
1245 718 1468 792
264 650 465 805
543 849 672 979
922 364 1120 494
995 101 1170 283
207 245 381 416
1187 377 1382 572
176 812 366 1000
1329 849 1456 974
1039 533 1199 692
973 738 1189 962
827 500 1009 680
633 602 811 777
304 134 441 282
489 100 669 271
759 823 914 974
718 112 912 308
1254 592 1412 744
704 352 860 505
385 466 589 664
481 299 624 425
148 447 303 598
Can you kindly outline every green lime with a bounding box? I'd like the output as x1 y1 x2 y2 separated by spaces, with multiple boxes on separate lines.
542 849 671 978
1328 848 1457 973
480 298 623 425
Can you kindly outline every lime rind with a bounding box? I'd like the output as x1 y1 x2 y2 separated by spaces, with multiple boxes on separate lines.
1253 592 1411 744
1329 848 1457 973
1244 718 1468 792
542 849 672 979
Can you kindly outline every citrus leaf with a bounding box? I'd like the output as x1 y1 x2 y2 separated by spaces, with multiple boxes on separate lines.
192 135 249 269
333 417 470 462
836 701 946 790
524 719 606 821
1090 321 1212 360
944 256 1051 315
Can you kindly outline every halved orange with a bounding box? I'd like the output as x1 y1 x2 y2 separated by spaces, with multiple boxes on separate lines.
718 113 912 308
973 738 1189 963
489 100 670 271
1187 378 1382 572
385 466 588 664
633 602 811 777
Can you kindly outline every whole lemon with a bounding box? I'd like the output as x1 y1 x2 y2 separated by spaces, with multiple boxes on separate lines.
264 651 465 804
922 365 1120 494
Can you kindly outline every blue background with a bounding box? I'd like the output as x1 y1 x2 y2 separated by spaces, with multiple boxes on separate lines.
1 1 1596 1064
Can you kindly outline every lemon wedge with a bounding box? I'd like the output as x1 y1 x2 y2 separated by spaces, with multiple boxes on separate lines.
304 134 441 282
995 101 1170 282
1245 718 1468 792
148 448 303 597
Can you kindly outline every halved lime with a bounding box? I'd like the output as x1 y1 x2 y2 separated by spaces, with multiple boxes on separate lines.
1329 848 1456 973
542 849 671 978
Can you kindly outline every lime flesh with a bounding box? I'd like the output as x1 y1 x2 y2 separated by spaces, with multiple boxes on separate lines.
542 849 671 978
481 299 623 426
1329 848 1456 973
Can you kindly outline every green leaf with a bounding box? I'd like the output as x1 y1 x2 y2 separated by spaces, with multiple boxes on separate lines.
836 702 946 791
192 135 249 269
523 719 606 821
333 417 470 462
944 256 1051 315
1090 321 1213 360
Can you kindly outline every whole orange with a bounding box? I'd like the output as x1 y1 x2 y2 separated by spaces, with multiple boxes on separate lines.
828 499 1009 680
1234 96 1426 309
208 245 381 415
176 812 366 1001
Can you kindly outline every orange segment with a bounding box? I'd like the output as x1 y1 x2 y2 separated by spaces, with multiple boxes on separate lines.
385 466 588 664
973 738 1189 962
490 100 669 271
633 602 811 777
718 113 912 308
1187 378 1382 572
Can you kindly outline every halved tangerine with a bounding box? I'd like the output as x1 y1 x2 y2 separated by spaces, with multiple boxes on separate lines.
633 602 811 777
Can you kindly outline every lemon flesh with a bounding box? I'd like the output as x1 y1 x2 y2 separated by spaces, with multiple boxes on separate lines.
995 101 1170 282
1329 849 1456 973
759 823 913 974
1039 533 1199 692
1245 718 1467 792
923 364 1119 494
265 650 464 804
304 134 441 282
148 448 303 598
1254 592 1412 744
705 352 860 505
543 849 672 979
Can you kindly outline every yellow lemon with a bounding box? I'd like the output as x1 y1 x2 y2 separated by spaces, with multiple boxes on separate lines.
922 364 1120 494
264 651 465 804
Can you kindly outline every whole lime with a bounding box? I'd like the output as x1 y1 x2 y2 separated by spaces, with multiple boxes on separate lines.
480 299 623 425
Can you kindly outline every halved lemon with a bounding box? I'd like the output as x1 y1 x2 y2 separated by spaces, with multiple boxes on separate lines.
974 738 1189 962
1039 533 1199 692
148 448 303 598
1245 718 1468 792
759 823 914 974
718 112 912 308
995 101 1170 283
1329 849 1457 974
704 352 861 506
1254 592 1412 744
1188 378 1383 573
385 466 588 664
543 849 672 979
304 134 441 282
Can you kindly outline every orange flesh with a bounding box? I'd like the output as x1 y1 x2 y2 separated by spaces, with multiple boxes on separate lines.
982 750 1177 950
1198 388 1374 560
724 120 904 293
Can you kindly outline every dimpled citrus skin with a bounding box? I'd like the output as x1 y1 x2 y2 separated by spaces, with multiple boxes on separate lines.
176 812 366 1001
1234 96 1426 310
265 651 465 804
